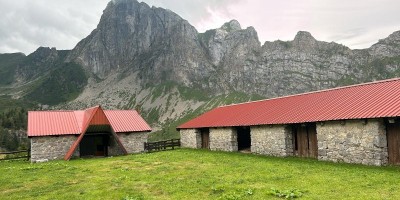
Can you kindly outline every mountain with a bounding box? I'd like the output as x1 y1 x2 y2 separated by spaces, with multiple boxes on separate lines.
1 0 400 141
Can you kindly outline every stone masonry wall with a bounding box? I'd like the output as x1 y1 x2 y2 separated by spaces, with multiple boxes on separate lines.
108 135 124 156
251 125 293 156
209 127 237 151
117 132 148 153
317 119 388 166
30 135 79 162
180 129 201 148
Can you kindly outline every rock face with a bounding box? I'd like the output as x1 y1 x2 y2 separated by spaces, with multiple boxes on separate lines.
67 0 210 88
2 0 400 139
369 31 400 57
64 0 400 100
15 47 62 83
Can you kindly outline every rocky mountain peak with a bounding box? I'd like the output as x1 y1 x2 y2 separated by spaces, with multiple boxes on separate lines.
220 20 242 32
369 30 400 57
30 47 57 57
67 0 202 79
291 31 319 50
294 31 316 42
27 47 59 65
378 30 400 45
3 0 400 141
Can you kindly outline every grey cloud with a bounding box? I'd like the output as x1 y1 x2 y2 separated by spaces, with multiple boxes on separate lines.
0 0 109 54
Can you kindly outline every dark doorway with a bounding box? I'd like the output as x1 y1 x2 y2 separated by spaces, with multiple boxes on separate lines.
292 123 317 158
237 126 251 151
80 134 109 157
200 128 210 149
386 119 400 165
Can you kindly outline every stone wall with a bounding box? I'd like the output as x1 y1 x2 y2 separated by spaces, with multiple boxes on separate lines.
30 135 79 162
209 127 237 151
317 119 388 166
108 135 124 156
251 125 293 156
180 129 201 148
178 119 391 166
117 132 148 153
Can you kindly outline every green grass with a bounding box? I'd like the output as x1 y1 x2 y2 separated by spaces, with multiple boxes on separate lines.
1 149 400 199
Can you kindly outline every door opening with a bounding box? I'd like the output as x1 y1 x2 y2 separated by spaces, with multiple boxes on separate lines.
200 128 210 149
79 134 109 157
237 126 251 152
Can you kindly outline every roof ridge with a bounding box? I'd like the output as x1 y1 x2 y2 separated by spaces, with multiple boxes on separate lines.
220 77 400 108
28 110 76 112
104 110 136 111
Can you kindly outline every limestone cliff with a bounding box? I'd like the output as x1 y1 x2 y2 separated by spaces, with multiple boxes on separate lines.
65 0 400 100
2 0 400 140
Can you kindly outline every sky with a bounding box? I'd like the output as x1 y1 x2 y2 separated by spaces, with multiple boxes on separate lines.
0 0 399 55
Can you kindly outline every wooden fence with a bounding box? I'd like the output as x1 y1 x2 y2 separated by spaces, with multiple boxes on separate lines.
144 139 180 152
0 149 30 161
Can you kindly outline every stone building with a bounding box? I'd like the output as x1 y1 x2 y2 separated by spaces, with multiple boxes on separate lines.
28 106 151 162
178 78 400 166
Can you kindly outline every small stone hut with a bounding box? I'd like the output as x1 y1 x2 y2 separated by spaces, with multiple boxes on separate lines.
178 78 400 166
27 105 151 162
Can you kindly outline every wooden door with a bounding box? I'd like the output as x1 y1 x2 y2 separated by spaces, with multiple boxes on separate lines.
294 123 318 158
297 126 309 157
201 129 210 149
307 124 318 158
387 121 400 165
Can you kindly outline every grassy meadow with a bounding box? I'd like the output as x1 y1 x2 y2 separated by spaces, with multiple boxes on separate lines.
1 149 400 199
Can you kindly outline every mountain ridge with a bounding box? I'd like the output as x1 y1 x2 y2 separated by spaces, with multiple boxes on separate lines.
1 0 400 141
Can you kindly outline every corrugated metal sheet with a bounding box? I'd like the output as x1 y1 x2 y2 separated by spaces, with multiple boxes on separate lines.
105 110 152 132
28 106 151 137
178 78 400 129
89 107 109 125
64 106 127 161
80 106 98 133
27 111 80 136
73 111 84 131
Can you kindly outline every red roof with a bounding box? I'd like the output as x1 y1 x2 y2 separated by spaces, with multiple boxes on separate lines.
28 106 151 137
178 78 400 129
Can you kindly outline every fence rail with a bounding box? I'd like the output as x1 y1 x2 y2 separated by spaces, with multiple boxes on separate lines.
144 139 180 152
0 149 30 161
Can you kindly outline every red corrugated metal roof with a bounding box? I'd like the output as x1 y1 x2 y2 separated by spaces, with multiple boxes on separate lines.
28 111 80 136
105 110 152 132
89 107 110 125
178 78 400 129
28 106 151 137
64 106 128 161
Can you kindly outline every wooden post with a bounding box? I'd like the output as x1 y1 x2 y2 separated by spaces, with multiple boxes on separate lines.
27 148 31 161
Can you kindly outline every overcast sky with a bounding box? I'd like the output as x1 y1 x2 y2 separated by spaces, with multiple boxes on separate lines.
0 0 399 55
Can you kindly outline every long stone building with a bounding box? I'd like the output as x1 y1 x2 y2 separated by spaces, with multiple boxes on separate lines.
27 106 151 162
178 78 400 166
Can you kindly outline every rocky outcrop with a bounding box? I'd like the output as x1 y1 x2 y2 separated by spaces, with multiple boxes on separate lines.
66 0 211 89
369 31 400 57
65 0 400 100
15 47 62 83
2 0 400 140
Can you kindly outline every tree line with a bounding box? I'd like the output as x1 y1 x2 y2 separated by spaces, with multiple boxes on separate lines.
0 107 28 151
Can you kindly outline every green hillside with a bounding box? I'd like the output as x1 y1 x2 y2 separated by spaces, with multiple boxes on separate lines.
25 62 87 105
0 53 25 85
1 149 400 199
